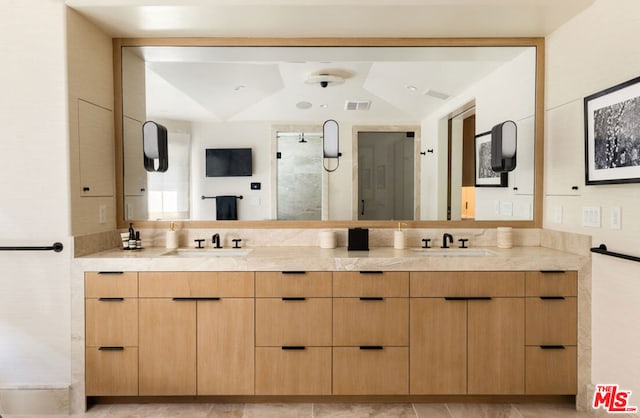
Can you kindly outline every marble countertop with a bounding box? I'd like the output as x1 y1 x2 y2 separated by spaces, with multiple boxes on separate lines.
75 245 589 272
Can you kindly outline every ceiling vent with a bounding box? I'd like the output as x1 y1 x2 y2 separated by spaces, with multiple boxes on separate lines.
344 100 371 111
424 89 451 100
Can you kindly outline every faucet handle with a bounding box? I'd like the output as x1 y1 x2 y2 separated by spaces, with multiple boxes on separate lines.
232 239 242 249
194 239 205 249
458 238 469 248
421 238 431 249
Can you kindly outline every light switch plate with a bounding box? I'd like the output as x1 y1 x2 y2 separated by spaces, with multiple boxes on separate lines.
610 207 621 229
553 206 563 224
99 205 107 224
582 206 601 227
500 201 513 216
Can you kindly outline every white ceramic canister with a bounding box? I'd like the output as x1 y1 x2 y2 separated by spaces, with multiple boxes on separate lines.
394 230 406 249
496 227 513 249
319 230 337 249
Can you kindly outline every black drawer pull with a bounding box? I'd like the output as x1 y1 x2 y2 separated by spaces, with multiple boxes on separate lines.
359 271 383 275
360 297 384 301
281 346 306 350
98 297 124 301
282 297 306 301
540 270 566 274
467 297 492 300
172 297 220 301
99 346 124 351
540 296 565 300
83 187 90 192
282 271 306 275
540 345 566 350
445 297 467 301
445 297 492 301
359 346 384 350
97 271 124 275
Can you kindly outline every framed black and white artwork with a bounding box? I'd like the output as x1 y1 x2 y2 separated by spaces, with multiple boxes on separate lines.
584 75 640 185
475 131 507 187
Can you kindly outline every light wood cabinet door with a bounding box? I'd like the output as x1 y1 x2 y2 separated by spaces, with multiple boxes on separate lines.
198 298 254 395
410 298 467 394
410 271 524 297
85 298 138 347
85 347 138 396
333 347 408 395
85 272 138 298
468 298 524 394
333 271 409 297
526 297 577 345
525 271 577 296
333 298 408 346
255 347 331 395
78 99 114 197
139 271 254 298
526 346 577 394
256 298 332 346
139 298 197 396
255 272 331 297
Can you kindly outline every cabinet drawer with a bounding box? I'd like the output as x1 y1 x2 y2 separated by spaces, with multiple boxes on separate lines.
333 347 408 395
333 298 408 346
333 271 408 297
85 298 138 347
410 271 524 297
255 272 331 297
525 271 577 296
139 271 254 297
256 298 332 346
85 272 138 298
85 346 138 396
525 346 576 394
255 347 331 395
526 297 576 345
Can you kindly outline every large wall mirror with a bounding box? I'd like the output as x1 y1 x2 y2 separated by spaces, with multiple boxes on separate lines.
115 38 544 228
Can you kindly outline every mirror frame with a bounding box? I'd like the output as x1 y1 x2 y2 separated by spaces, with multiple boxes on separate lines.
114 37 544 229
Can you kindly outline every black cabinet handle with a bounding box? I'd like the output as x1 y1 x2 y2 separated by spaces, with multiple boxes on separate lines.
445 297 467 301
97 271 124 275
83 187 90 192
99 346 124 351
359 346 384 350
98 297 124 301
282 271 306 275
571 186 579 190
360 297 384 301
282 297 306 301
359 271 383 275
540 270 565 274
540 296 566 300
445 297 492 301
172 297 220 301
281 346 306 350
540 345 566 350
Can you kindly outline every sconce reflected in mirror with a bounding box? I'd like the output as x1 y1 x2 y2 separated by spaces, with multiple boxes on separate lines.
491 120 517 173
323 119 340 172
142 121 168 172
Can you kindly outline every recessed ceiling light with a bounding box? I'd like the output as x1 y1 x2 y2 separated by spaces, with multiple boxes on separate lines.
296 101 312 110
320 104 328 108
234 85 245 91
406 85 418 92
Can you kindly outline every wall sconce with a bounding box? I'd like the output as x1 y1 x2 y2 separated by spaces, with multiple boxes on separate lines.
490 120 517 172
142 121 168 172
323 119 340 172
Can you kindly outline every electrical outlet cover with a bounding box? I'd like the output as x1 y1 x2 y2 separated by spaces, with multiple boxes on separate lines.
610 207 621 230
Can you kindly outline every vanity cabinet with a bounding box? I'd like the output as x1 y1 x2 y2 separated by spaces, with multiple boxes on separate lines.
138 272 254 396
78 99 115 197
524 271 577 394
332 271 409 395
84 272 138 396
255 272 332 395
410 272 525 395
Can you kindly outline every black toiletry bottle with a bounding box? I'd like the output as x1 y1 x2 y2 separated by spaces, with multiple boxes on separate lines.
136 231 142 249
128 223 136 250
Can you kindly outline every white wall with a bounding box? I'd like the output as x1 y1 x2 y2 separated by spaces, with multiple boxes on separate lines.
544 0 640 399
0 0 71 388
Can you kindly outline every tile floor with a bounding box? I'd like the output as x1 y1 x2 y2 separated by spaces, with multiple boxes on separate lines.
7 402 595 418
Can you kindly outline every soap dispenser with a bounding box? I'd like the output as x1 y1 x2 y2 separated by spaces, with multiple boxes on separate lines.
166 222 179 249
393 223 406 249
128 223 136 250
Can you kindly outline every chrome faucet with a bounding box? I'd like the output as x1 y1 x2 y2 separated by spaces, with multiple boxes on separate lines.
441 233 454 249
212 233 222 249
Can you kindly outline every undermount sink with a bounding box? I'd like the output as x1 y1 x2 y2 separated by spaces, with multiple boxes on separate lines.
410 248 497 257
162 248 252 257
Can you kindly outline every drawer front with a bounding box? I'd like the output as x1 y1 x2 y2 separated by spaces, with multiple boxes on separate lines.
525 346 576 394
525 271 577 296
333 271 409 297
526 297 577 345
256 298 332 346
333 347 408 395
85 272 138 298
255 347 331 395
255 271 331 297
333 298 408 346
85 346 138 396
410 271 524 297
85 298 138 347
139 271 254 297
